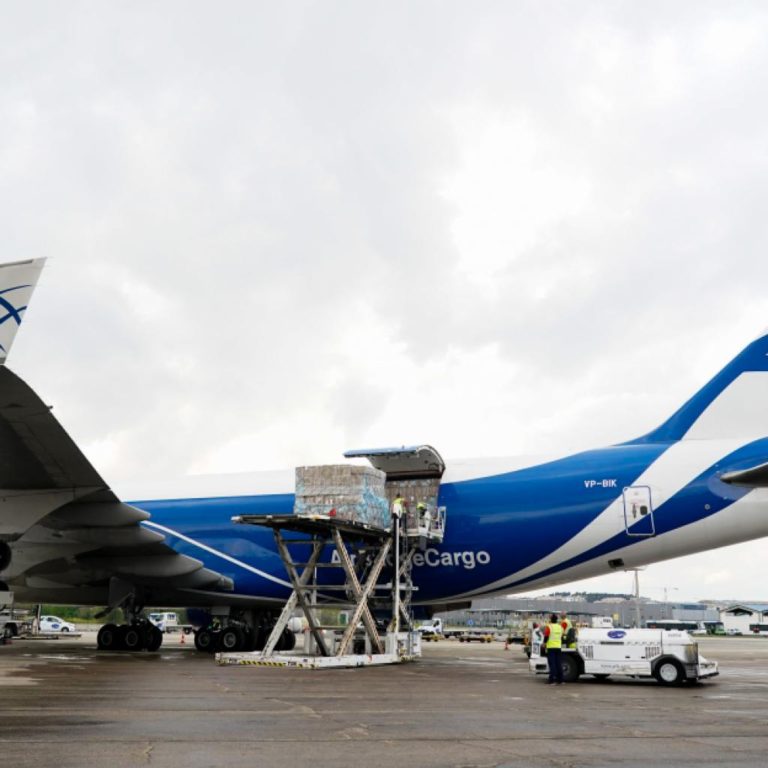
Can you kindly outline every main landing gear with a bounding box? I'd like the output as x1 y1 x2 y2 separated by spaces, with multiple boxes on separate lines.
97 598 162 652
97 620 163 652
193 623 297 654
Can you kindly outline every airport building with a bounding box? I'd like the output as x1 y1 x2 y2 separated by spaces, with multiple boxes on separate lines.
719 604 768 634
437 596 720 629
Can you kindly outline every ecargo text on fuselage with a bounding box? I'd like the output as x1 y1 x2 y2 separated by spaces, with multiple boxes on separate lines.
330 548 492 570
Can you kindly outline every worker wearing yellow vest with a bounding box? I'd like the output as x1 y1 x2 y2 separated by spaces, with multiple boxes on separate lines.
561 612 576 649
544 613 564 684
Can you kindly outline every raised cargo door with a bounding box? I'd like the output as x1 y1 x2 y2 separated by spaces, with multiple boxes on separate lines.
623 485 655 536
343 445 445 479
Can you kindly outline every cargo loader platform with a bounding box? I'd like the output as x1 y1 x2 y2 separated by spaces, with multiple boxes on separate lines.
218 445 446 669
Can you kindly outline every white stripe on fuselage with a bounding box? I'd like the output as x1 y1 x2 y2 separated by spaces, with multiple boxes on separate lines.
515 487 768 592
443 438 755 601
441 452 575 484
118 453 574 502
118 468 296 502
142 520 293 589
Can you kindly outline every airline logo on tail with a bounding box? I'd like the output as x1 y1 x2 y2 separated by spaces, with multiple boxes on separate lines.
0 259 46 363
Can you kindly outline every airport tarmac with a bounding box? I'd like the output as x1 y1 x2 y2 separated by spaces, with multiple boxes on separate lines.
1 633 767 768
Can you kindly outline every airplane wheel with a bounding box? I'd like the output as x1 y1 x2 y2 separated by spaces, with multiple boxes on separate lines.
146 625 163 652
123 625 144 651
253 625 269 651
0 542 11 571
194 627 216 653
97 623 121 650
217 626 244 652
242 626 257 652
279 628 296 652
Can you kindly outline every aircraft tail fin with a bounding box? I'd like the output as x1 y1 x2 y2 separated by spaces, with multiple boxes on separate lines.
0 259 46 364
632 329 768 443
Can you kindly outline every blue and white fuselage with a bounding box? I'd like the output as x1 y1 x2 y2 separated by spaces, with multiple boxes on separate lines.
4 258 768 642
131 329 768 608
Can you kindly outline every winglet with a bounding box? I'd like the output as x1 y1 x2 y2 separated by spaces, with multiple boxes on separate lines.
0 258 46 364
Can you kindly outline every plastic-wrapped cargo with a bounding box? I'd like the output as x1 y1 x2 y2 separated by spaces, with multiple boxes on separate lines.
385 477 439 503
294 465 390 529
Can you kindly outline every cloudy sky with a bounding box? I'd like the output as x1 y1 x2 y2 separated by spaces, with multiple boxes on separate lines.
3 1 768 602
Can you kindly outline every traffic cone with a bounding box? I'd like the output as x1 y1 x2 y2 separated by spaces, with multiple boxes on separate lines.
180 632 185 645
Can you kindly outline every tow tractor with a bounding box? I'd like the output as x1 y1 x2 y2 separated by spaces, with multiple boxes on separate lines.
0 590 17 644
529 627 719 685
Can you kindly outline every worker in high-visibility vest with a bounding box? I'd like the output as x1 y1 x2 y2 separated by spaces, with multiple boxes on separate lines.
543 613 564 684
561 612 576 649
417 501 432 529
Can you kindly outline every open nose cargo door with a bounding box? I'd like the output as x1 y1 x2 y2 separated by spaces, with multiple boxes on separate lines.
344 445 446 542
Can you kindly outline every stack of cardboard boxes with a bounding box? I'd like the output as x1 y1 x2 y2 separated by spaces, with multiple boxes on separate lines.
294 464 390 529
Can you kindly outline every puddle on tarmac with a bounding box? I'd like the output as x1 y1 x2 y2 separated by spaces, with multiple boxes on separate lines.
32 655 94 663
0 668 37 687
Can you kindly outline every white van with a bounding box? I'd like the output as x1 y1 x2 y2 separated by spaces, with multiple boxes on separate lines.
148 612 179 633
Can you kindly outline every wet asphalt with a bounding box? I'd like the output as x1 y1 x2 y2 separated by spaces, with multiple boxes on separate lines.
0 633 767 767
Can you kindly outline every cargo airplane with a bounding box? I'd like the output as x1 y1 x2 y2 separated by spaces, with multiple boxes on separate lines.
1 258 767 652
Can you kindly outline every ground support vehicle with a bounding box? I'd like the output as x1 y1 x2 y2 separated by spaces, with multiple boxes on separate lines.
416 619 444 642
219 451 448 668
0 617 11 643
201 448 448 661
1 619 10 642
218 511 426 668
0 591 33 641
148 612 179 633
148 612 195 634
416 619 498 643
529 628 719 685
439 627 496 642
419 627 496 643
0 610 32 639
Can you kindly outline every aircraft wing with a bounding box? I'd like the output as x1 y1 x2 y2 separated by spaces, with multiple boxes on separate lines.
1 363 234 601
0 259 233 605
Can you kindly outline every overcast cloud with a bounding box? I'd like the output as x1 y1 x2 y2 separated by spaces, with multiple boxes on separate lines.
3 1 768 602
